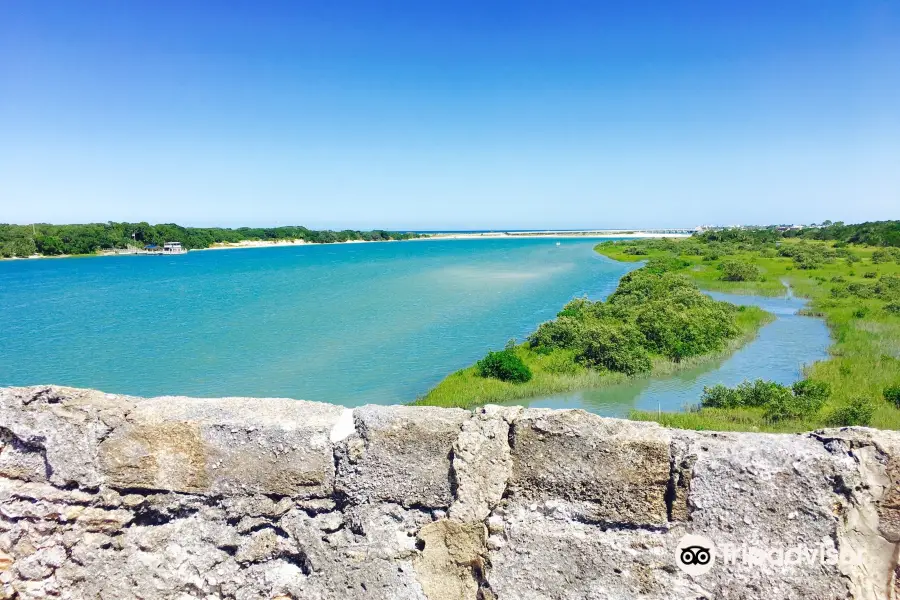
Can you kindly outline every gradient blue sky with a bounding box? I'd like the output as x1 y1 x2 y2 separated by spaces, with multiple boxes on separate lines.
1 1 898 229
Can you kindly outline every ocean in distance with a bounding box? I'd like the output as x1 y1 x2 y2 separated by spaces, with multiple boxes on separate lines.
0 238 638 406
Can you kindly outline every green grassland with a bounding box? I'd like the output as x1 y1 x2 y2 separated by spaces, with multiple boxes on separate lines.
596 236 900 431
417 229 900 433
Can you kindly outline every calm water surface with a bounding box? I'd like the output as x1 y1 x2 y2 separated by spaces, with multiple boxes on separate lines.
0 240 832 413
526 290 831 416
0 239 634 405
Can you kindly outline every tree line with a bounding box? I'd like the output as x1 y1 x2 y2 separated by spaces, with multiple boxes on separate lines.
696 220 900 247
0 222 421 258
783 220 900 247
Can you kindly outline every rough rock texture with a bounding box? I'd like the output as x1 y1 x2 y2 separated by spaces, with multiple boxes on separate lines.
1 386 899 599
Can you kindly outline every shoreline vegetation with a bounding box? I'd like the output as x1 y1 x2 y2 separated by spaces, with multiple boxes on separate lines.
419 220 900 433
0 222 691 261
604 225 900 432
416 256 774 410
0 222 423 261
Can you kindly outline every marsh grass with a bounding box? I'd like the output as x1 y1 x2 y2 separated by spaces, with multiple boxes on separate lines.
414 305 771 409
598 238 900 432
418 235 900 433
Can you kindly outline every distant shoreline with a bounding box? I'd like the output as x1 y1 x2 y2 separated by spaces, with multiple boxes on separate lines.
0 230 691 261
419 231 692 240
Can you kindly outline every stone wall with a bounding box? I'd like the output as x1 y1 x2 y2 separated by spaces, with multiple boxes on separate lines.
0 385 898 599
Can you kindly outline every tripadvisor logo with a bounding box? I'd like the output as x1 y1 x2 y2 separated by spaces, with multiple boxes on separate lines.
675 534 716 576
674 533 864 575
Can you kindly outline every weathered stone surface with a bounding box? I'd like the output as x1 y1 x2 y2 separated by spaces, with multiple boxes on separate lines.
811 427 900 600
488 506 708 600
666 429 852 599
0 386 134 488
1 386 899 599
508 408 672 526
448 405 514 522
413 519 487 600
100 396 344 497
336 405 470 508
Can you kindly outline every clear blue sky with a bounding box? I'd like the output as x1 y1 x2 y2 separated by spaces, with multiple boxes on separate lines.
1 1 898 229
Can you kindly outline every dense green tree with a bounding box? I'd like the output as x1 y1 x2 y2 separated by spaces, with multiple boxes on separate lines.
0 222 420 256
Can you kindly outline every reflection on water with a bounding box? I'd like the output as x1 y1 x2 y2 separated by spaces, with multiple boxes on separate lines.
524 290 832 417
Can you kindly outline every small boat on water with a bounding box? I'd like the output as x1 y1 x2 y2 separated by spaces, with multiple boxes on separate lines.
556 242 561 246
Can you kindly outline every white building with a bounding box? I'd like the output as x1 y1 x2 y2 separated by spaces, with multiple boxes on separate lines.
162 242 184 253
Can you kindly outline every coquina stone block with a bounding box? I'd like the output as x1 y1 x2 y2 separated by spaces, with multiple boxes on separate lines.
98 396 344 497
508 408 672 526
335 405 470 509
0 385 898 600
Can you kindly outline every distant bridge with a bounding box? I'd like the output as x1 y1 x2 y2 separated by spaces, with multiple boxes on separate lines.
502 228 699 236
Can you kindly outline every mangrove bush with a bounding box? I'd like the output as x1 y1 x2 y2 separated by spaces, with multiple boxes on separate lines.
476 350 533 383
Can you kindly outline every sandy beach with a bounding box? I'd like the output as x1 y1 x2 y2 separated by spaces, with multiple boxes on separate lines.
1 230 691 261
419 231 692 240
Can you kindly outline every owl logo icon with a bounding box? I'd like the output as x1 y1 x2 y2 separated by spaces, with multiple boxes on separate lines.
675 534 716 576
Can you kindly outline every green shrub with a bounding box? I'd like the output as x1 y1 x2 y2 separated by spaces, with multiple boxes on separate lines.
848 283 875 299
634 300 739 360
872 249 889 264
779 242 834 270
792 379 831 405
763 386 812 422
736 379 791 407
644 255 691 274
701 384 740 408
528 263 743 376
827 397 876 427
556 297 590 318
864 271 878 279
701 379 788 408
528 316 584 350
719 260 761 282
701 379 829 421
576 322 651 375
853 307 869 318
623 246 648 256
884 385 900 408
476 350 532 383
875 275 900 301
885 302 900 315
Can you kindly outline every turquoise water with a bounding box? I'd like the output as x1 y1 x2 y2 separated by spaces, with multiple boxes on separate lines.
526 290 832 416
0 240 832 412
0 239 636 405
